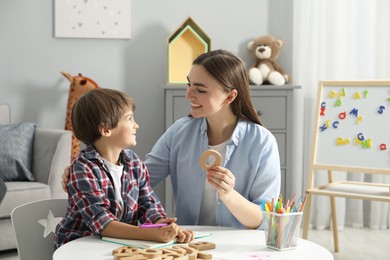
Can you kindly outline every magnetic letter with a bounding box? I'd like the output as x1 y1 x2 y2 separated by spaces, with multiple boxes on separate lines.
354 91 361 99
334 99 342 107
336 137 350 146
363 89 369 98
342 88 346 96
320 107 326 116
361 139 372 149
349 108 359 117
336 137 343 146
378 105 385 114
355 136 362 145
339 112 347 119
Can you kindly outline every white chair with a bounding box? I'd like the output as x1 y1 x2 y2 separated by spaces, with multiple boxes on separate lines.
11 198 67 260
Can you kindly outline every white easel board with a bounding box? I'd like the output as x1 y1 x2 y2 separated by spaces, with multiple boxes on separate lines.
311 80 390 173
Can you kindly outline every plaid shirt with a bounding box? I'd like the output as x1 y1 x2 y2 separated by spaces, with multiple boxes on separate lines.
55 145 167 248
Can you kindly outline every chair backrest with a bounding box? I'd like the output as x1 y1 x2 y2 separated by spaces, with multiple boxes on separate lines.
0 103 11 124
11 198 67 260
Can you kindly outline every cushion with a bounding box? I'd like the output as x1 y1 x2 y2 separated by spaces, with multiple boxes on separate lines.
0 123 36 181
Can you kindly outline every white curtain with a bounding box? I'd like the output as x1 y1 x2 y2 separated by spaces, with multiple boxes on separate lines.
293 0 390 230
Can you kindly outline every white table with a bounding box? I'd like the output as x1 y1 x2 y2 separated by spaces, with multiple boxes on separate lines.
53 226 333 260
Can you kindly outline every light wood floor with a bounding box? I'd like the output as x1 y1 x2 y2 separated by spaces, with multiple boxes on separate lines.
304 227 390 260
0 227 389 260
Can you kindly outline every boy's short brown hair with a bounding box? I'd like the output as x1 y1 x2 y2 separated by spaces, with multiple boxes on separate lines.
71 88 135 145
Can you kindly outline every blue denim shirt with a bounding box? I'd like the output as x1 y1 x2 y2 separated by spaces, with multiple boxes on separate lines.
145 117 281 228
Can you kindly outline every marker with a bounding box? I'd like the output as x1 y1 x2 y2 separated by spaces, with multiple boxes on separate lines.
140 223 168 228
267 201 272 211
289 194 296 207
279 194 283 208
299 196 308 212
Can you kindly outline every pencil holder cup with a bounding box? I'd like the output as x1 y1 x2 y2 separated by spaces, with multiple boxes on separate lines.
262 211 303 251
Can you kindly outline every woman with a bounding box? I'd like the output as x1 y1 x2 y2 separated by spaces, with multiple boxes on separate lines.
144 49 281 228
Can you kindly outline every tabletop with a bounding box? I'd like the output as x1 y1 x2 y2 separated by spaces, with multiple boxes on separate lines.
53 225 334 260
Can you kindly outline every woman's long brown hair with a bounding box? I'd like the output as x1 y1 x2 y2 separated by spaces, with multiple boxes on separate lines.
193 49 263 126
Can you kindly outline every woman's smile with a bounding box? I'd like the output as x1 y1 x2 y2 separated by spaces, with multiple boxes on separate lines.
191 102 202 109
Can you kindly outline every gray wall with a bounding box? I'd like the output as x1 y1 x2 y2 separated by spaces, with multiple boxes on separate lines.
0 0 293 198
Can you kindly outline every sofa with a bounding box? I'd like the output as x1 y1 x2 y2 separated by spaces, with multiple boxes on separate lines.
0 104 72 251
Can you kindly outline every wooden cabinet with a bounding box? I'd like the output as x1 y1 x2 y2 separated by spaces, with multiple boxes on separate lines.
163 85 300 215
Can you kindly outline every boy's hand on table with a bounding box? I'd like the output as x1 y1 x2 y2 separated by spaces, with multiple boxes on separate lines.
176 227 194 243
154 217 194 243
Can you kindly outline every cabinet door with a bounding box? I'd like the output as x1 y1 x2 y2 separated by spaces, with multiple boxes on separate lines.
164 89 187 216
251 89 290 196
251 95 287 130
165 89 188 128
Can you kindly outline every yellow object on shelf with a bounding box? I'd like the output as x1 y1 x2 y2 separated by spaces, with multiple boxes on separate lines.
167 17 211 84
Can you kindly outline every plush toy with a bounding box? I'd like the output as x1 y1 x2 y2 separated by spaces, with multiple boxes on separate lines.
62 71 99 159
247 35 289 86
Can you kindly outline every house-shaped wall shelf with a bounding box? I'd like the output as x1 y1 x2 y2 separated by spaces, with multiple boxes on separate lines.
167 17 211 84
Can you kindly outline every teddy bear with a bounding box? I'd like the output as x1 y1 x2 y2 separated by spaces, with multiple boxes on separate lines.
247 35 289 86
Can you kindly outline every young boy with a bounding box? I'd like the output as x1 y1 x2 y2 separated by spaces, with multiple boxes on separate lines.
55 88 190 248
